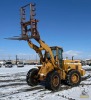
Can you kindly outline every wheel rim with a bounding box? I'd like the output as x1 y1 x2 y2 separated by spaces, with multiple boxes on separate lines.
71 73 79 83
52 75 59 87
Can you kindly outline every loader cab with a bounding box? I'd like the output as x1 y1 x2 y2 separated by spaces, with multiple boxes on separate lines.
51 46 63 67
45 46 63 67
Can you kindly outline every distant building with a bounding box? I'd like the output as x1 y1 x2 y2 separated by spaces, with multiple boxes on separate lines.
85 59 91 65
81 60 86 66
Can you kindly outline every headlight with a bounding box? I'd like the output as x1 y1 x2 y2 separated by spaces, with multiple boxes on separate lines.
40 73 45 76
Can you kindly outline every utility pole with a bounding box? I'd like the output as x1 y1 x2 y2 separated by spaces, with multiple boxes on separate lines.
16 55 18 65
36 53 37 62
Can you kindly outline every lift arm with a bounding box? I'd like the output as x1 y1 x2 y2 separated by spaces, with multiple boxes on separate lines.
27 38 56 67
27 40 43 63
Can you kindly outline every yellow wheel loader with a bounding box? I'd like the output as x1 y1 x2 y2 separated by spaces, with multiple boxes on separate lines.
8 3 85 91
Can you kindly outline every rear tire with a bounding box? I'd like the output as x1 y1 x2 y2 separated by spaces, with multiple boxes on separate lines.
26 68 39 86
45 71 61 91
66 70 81 86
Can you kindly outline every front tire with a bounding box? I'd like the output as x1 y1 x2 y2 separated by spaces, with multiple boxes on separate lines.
26 68 39 86
66 70 81 86
45 71 61 91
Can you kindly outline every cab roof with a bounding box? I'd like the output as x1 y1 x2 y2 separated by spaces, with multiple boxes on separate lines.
50 46 63 51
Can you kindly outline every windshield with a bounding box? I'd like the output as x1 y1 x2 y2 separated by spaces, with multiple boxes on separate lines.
45 49 56 59
51 49 56 57
45 52 50 58
6 62 12 64
19 62 23 64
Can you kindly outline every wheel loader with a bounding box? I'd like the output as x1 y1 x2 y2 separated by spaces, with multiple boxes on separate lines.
8 3 85 91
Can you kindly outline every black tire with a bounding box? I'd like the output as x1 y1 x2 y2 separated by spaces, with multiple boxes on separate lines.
26 68 39 86
66 70 81 86
45 71 61 91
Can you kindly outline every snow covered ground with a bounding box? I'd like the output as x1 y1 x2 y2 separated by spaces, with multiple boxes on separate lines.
0 65 91 100
82 65 91 70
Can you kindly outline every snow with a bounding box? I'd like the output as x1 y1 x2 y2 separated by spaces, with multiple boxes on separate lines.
0 65 36 75
0 65 91 100
82 65 91 70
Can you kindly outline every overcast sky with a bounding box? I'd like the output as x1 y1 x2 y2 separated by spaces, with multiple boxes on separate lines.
0 0 91 60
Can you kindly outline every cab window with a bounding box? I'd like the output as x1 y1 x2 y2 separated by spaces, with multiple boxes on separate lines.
52 49 56 57
58 49 63 60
